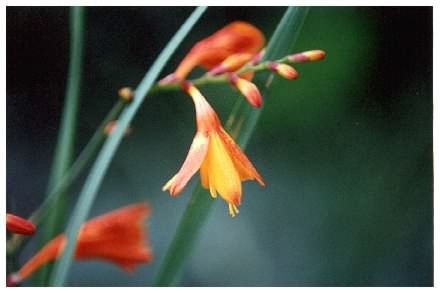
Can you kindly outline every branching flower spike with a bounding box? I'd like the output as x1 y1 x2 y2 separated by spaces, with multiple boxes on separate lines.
162 82 265 217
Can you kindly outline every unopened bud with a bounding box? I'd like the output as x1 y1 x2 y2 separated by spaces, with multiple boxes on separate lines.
118 87 134 103
268 62 298 80
229 74 262 108
288 50 326 63
6 213 35 235
208 53 254 75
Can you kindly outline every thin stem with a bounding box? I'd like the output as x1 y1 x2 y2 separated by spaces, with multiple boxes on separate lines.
148 55 296 94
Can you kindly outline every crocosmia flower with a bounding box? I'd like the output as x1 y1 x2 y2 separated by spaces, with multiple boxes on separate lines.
8 203 152 285
163 82 265 217
160 21 265 83
6 213 36 235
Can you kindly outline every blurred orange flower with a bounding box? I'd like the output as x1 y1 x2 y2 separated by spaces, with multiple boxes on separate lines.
6 213 36 235
160 21 265 83
9 203 152 285
163 82 265 217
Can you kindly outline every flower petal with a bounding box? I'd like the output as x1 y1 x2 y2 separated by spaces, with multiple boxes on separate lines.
208 53 254 75
163 131 209 196
217 127 265 186
202 132 242 205
173 21 265 80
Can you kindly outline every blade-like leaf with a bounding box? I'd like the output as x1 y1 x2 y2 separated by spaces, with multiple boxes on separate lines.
49 6 207 286
154 6 309 286
34 6 85 286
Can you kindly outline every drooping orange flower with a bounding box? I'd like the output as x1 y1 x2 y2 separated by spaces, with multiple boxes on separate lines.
160 21 265 83
162 82 265 217
8 203 152 285
6 213 36 235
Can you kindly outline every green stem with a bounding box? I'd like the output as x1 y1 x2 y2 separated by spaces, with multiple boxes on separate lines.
49 6 207 286
35 6 85 286
153 7 309 286
6 100 126 255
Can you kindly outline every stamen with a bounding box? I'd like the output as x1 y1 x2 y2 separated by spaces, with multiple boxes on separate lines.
228 203 235 217
228 203 240 217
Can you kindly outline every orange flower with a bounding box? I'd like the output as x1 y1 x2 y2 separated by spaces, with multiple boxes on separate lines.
9 203 152 285
160 21 265 83
163 82 265 217
6 213 36 235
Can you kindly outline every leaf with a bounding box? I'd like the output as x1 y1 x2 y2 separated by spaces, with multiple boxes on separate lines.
153 7 310 286
33 6 85 286
49 6 207 286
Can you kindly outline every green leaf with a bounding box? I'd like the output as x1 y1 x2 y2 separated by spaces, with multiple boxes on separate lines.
153 6 309 286
49 6 207 286
34 6 85 286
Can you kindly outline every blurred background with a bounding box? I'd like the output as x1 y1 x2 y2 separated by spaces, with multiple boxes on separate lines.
7 7 432 286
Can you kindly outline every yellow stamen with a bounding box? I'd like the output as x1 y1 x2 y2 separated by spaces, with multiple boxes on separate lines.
228 203 240 217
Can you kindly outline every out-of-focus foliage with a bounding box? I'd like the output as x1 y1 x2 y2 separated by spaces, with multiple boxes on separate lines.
7 7 432 286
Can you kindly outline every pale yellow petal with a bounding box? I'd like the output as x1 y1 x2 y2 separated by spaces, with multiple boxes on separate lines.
162 131 209 196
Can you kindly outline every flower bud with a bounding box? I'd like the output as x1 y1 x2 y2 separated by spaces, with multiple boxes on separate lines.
268 62 298 80
6 213 35 235
208 53 253 75
288 50 326 63
229 74 262 108
118 87 134 103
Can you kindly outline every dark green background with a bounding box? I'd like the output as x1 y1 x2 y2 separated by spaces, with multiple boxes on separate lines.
7 7 432 286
